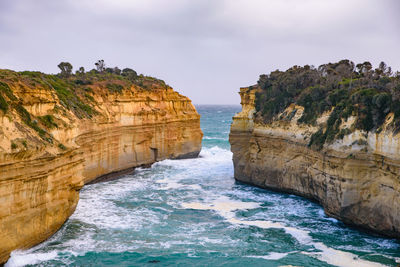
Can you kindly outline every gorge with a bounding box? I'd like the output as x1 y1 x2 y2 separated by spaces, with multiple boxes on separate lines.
2 60 400 267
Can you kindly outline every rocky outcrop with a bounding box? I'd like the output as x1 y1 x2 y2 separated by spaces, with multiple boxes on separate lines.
230 87 400 238
0 70 202 263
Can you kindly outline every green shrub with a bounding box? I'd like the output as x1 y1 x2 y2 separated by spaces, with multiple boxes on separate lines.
0 94 8 112
308 129 326 151
58 143 67 150
106 83 124 93
11 142 17 150
15 103 47 139
47 76 96 118
338 128 352 139
38 115 58 129
0 82 16 101
254 60 400 150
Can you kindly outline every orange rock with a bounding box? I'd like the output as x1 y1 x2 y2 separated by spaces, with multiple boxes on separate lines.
0 75 202 263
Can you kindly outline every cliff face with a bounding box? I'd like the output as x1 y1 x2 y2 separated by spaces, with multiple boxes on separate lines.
230 87 400 238
0 70 202 263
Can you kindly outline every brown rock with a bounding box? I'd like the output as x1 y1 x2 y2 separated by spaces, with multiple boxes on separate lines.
0 78 202 263
229 87 400 238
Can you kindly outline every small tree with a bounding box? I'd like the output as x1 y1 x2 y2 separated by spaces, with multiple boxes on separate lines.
121 68 138 81
58 62 73 77
378 61 387 73
113 67 121 75
95 60 105 72
105 67 114 74
75 66 85 76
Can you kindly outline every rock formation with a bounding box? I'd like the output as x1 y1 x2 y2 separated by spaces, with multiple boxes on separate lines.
230 86 400 238
0 70 202 263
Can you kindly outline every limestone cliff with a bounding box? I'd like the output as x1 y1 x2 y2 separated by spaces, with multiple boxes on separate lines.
0 70 202 263
230 86 400 238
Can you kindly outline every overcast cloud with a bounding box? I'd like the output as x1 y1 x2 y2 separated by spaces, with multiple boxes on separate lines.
0 0 399 104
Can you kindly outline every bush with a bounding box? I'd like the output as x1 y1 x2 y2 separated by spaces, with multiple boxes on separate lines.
15 103 47 139
254 60 400 150
0 94 8 112
308 129 326 150
0 82 16 101
11 142 17 150
38 115 58 129
58 143 67 150
106 83 124 93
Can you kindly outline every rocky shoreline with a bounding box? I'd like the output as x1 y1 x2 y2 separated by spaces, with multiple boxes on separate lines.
230 86 400 238
0 70 202 263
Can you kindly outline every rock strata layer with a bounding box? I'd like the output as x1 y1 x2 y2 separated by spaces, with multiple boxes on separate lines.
0 72 202 263
230 87 400 238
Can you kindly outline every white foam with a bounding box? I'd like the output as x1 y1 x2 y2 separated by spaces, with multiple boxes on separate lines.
155 178 202 191
184 196 386 267
203 136 226 140
5 250 58 267
182 196 260 219
318 209 339 223
247 252 289 260
305 242 385 267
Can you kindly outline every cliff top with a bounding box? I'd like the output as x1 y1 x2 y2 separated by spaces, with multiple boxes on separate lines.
252 60 400 150
0 67 170 117
0 66 194 157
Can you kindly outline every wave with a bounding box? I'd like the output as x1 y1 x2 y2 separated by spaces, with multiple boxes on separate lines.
202 136 226 140
182 196 387 267
5 251 58 267
5 145 397 267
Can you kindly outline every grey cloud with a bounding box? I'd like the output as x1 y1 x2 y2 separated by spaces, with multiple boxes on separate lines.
0 0 399 104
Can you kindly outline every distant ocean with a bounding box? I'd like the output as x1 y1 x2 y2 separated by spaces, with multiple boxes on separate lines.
6 105 400 267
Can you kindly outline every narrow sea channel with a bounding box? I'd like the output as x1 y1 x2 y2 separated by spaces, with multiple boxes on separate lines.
6 105 400 267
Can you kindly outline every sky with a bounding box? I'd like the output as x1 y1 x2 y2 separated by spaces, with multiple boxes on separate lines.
0 0 399 104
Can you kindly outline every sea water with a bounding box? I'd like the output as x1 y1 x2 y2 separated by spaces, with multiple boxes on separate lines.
6 105 400 267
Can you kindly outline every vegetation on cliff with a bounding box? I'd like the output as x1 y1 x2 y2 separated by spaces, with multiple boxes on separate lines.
254 60 400 150
0 60 171 151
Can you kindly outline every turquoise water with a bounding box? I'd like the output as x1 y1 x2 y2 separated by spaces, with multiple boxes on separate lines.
6 105 400 267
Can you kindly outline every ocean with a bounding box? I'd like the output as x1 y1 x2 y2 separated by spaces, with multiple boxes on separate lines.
6 105 400 267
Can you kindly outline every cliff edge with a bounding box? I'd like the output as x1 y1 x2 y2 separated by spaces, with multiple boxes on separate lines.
230 60 400 238
0 69 202 263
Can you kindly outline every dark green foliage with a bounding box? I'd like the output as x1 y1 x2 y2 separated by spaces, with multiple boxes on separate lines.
14 103 47 138
38 115 58 129
20 71 43 79
47 76 96 118
0 94 8 112
58 143 67 150
308 129 326 151
84 93 95 102
105 67 121 75
58 62 73 77
11 142 17 150
255 60 400 150
338 128 352 139
298 86 329 124
0 81 17 101
74 79 92 85
121 68 138 81
106 83 124 93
